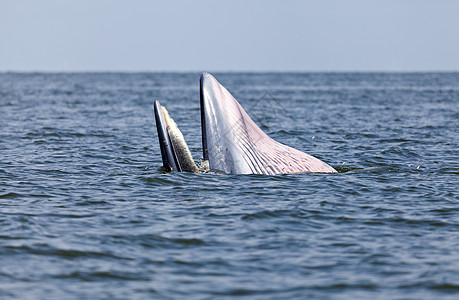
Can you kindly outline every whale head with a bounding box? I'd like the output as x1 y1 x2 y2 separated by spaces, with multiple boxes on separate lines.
155 72 337 174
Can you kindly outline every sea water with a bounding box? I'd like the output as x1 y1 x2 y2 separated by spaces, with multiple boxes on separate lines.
1 72 458 299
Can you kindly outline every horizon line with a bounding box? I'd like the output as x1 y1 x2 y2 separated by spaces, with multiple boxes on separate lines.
1 69 459 74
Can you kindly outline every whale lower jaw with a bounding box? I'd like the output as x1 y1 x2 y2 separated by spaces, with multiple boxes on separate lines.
154 101 198 172
154 73 337 174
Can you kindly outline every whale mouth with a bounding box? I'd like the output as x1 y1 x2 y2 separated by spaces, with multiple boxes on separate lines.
154 72 337 174
154 101 198 172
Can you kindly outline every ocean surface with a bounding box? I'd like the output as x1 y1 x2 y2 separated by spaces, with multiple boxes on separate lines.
1 72 458 299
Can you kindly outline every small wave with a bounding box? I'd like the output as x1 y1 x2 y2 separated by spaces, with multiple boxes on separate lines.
241 209 295 220
378 138 417 143
23 131 61 138
428 283 459 291
0 192 23 199
75 200 110 206
437 168 459 175
28 193 53 198
109 233 207 249
42 213 96 219
374 217 452 227
142 237 206 249
398 282 459 291
38 169 72 175
54 270 149 281
334 166 364 173
141 176 177 185
310 283 378 290
2 244 123 260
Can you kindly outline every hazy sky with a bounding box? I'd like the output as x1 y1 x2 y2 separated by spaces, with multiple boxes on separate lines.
1 0 458 72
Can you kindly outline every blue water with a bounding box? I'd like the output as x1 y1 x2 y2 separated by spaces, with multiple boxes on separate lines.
1 72 458 299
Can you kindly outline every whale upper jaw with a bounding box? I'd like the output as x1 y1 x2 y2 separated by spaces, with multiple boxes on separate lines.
155 72 337 174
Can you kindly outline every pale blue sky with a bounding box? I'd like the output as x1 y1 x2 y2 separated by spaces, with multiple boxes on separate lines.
1 0 458 71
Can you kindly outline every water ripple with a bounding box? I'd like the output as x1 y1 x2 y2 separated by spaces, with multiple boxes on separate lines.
0 72 458 299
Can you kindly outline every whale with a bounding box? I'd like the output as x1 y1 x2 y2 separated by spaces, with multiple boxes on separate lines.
154 72 337 174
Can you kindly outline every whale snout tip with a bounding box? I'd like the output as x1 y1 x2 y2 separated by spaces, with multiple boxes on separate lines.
200 72 214 82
